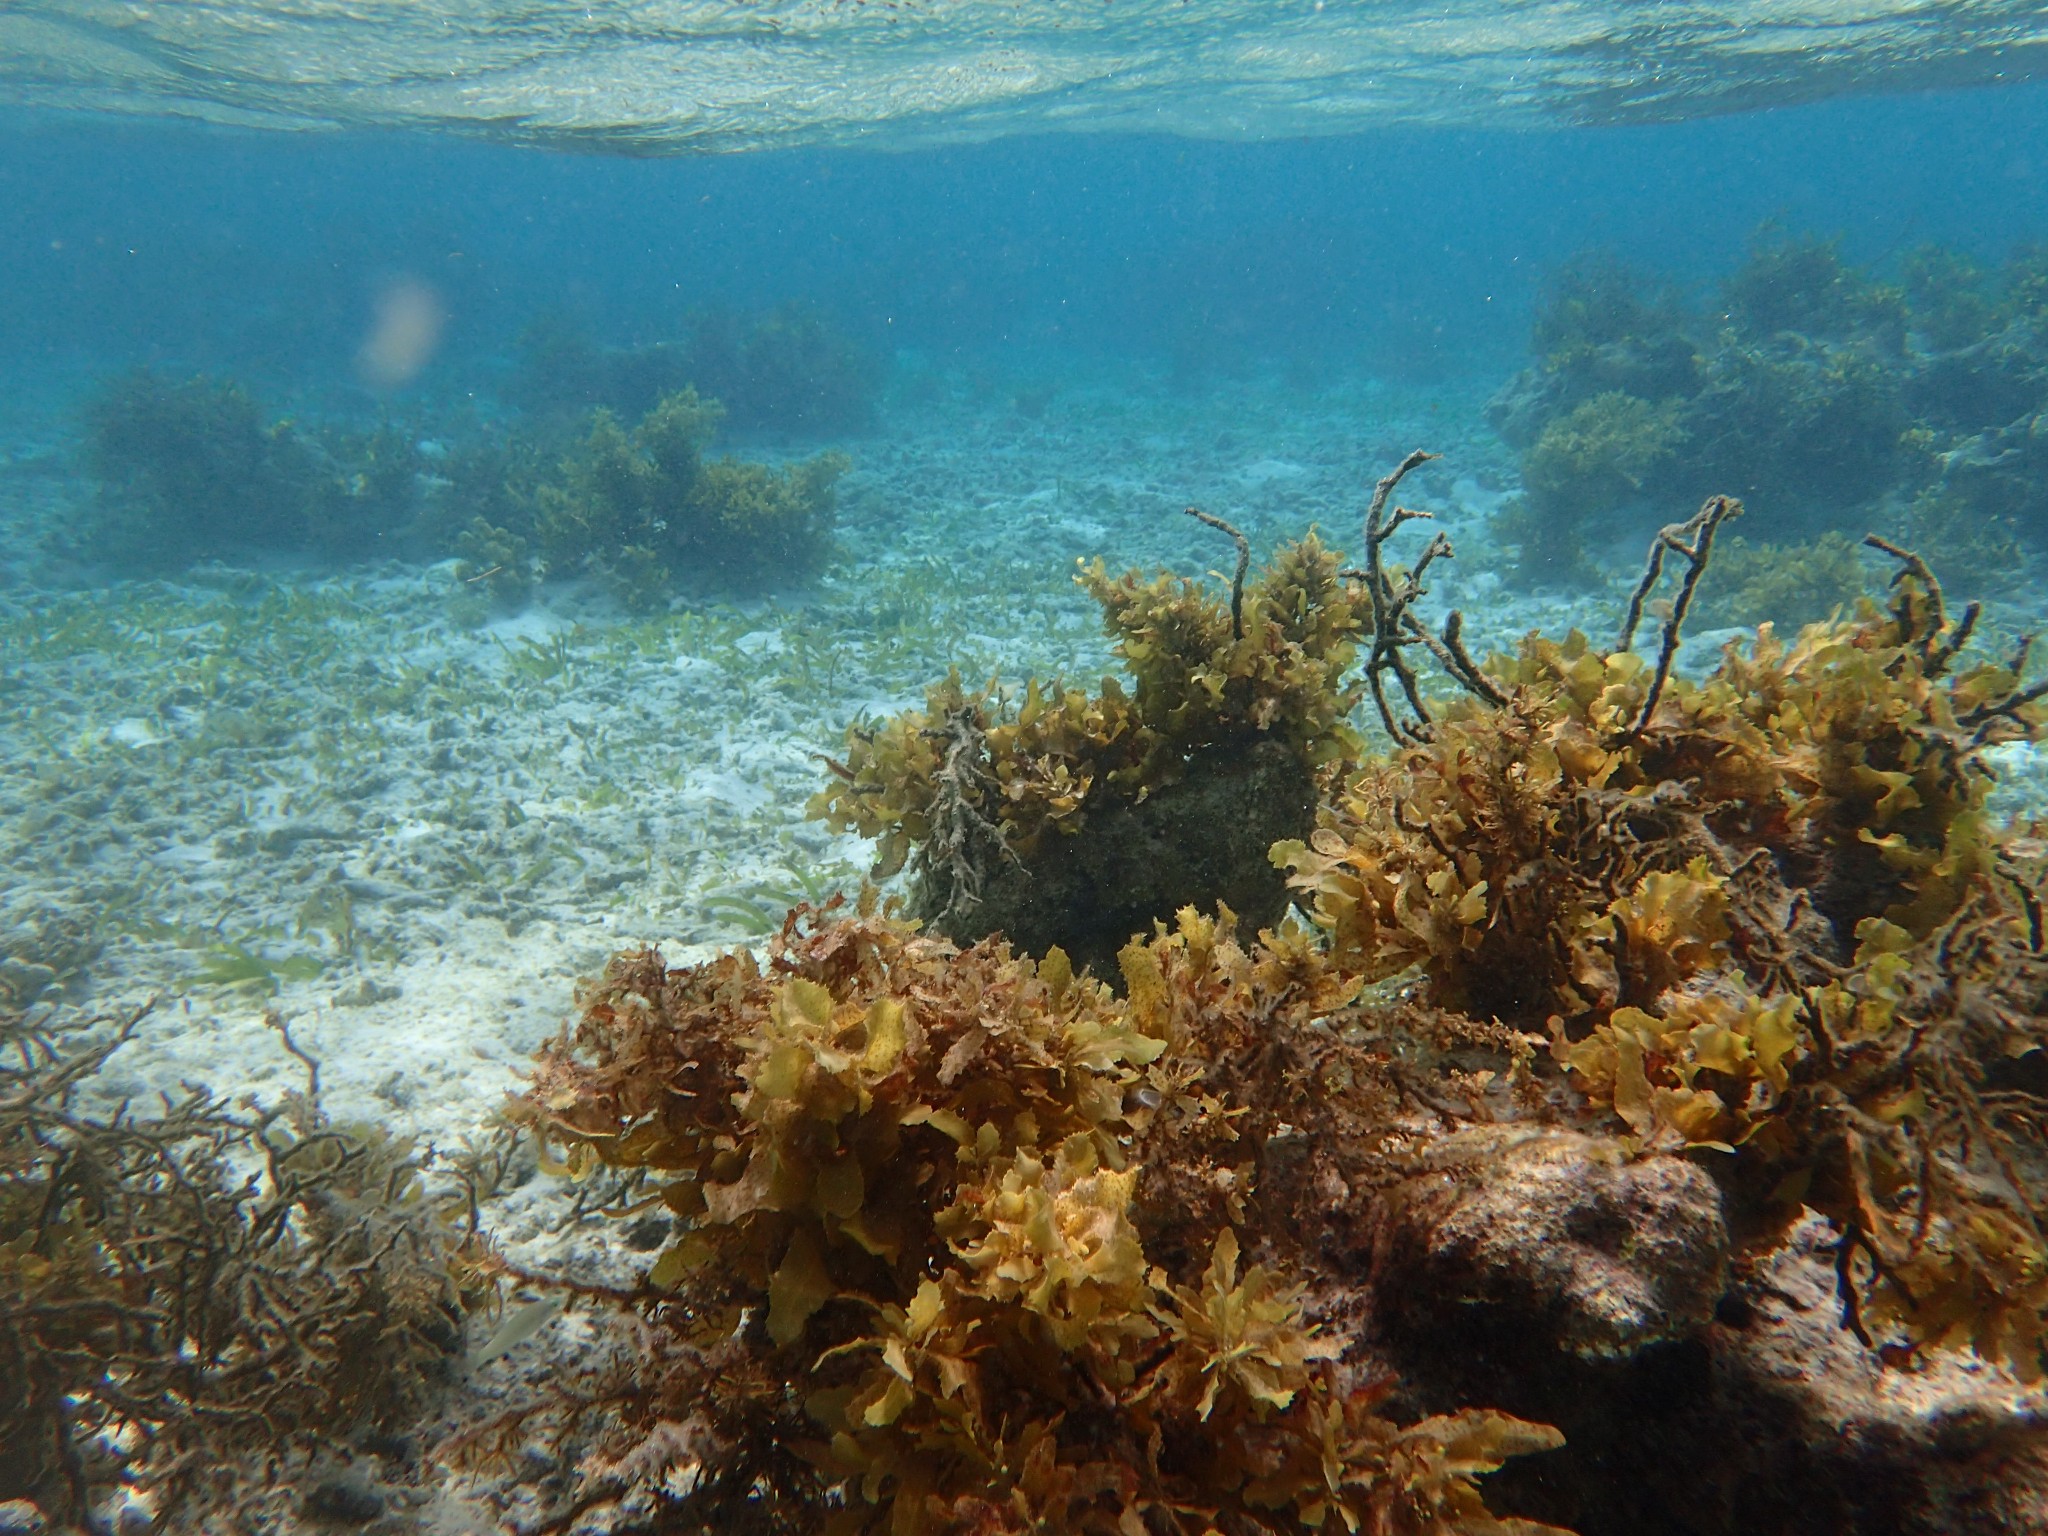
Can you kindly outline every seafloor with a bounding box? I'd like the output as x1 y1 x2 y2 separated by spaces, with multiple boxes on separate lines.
4 361 2047 1529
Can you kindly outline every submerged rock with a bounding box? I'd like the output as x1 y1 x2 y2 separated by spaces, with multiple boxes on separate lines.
1373 1136 2048 1535
918 735 1316 980
1375 1127 1728 1361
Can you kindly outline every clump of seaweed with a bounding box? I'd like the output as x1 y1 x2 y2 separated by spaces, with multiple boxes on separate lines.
811 504 1372 963
1497 391 1688 584
0 1002 492 1528
476 457 2048 1531
481 894 1567 1535
79 370 424 570
1282 504 2048 1375
449 388 849 608
505 303 878 439
508 314 693 424
1720 229 1906 345
1691 529 1873 631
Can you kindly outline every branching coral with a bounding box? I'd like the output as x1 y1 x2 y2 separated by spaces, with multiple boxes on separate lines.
491 896 1566 1535
1350 450 1506 746
0 1003 492 1528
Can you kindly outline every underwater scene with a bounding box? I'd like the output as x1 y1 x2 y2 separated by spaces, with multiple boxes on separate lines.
5 6 2048 1534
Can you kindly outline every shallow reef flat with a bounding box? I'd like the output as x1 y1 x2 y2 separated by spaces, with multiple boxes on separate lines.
0 370 1510 1163
5 362 2048 1532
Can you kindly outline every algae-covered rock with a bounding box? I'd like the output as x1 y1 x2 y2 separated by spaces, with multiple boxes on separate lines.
503 902 1567 1536
1385 1210 2048 1536
816 527 1367 973
1375 1128 1728 1361
917 734 1316 978
1491 229 2048 588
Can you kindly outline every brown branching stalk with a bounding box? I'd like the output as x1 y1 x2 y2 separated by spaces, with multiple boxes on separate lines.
1612 494 1743 746
1861 535 2048 741
0 1001 488 1527
1351 450 1506 744
1183 505 1250 639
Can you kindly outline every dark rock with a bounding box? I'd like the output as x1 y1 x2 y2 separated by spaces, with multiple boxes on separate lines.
1373 1138 2048 1536
624 1213 673 1251
303 1476 384 1523
1376 1127 1728 1360
919 735 1316 979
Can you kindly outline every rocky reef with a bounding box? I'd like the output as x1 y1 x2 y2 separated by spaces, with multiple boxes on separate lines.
1488 232 2048 598
12 430 2048 1534
458 464 2048 1534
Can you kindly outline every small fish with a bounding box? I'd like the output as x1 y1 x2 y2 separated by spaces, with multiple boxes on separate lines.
472 1294 566 1365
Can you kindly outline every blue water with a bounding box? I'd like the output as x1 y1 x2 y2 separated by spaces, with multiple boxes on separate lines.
4 81 2047 391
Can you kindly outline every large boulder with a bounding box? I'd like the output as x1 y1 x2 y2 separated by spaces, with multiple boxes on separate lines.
1370 1130 2048 1535
1375 1128 1728 1360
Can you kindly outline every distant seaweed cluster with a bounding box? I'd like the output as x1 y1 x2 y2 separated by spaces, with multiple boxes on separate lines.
73 301 873 609
439 387 850 614
1489 230 2048 622
469 463 2048 1533
511 300 879 438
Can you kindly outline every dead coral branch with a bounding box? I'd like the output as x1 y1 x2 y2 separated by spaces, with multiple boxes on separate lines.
1612 494 1743 747
1863 533 2048 742
1182 505 1250 639
1352 450 1506 745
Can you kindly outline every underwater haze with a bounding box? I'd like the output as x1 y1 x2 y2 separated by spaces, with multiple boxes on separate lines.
7 5 2048 1535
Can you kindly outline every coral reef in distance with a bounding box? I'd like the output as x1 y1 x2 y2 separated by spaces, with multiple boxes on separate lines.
1488 231 2048 597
